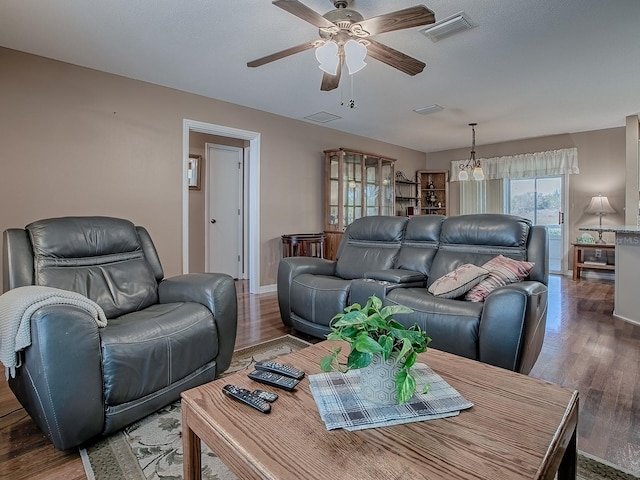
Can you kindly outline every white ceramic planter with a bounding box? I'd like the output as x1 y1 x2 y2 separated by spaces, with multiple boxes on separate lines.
359 354 401 405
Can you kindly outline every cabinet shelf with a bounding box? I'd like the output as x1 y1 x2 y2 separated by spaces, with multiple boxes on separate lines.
417 170 449 216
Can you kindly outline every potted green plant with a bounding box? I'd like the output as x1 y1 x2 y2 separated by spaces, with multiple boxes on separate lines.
320 295 431 404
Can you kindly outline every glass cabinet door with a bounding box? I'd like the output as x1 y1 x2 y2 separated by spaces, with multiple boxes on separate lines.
324 149 396 234
343 152 363 227
381 159 394 216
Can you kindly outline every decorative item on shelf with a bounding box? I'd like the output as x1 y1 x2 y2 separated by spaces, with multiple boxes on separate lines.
458 123 485 181
395 171 412 182
427 175 435 190
320 295 431 404
585 193 616 244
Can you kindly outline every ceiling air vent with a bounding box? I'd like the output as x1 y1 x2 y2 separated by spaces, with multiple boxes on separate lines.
420 12 477 42
304 111 342 123
414 104 444 115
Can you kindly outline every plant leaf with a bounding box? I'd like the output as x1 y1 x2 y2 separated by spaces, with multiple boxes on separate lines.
319 355 336 372
395 369 417 404
347 350 372 370
353 334 384 354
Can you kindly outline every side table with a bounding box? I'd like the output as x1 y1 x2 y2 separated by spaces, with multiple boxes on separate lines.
572 243 615 280
281 233 326 259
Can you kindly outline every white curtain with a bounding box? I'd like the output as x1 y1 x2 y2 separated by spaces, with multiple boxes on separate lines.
460 179 504 214
452 147 578 214
451 147 579 182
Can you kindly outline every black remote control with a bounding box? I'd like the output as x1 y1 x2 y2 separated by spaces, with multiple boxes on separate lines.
248 369 300 391
254 360 306 380
253 389 278 402
222 384 271 413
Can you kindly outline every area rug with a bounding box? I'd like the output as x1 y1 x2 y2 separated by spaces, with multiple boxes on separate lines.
81 334 639 480
80 334 311 480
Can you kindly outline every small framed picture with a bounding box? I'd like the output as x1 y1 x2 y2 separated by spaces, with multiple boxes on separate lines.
187 154 202 190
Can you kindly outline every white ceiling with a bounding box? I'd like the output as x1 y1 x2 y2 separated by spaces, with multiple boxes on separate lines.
1 0 639 153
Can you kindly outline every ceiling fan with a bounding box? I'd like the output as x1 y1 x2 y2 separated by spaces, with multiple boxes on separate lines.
247 0 436 91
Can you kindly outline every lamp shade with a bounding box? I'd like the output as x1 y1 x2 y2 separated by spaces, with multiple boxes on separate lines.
585 194 616 215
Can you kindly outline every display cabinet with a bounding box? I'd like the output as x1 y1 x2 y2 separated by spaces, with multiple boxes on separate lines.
395 171 419 216
324 148 395 259
417 170 449 216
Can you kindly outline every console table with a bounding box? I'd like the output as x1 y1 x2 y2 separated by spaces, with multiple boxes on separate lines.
281 233 325 259
572 243 615 280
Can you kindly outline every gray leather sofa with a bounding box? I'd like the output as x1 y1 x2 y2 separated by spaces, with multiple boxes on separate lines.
2 216 237 450
278 214 548 374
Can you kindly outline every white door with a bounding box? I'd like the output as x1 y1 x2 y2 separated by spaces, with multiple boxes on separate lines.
206 143 243 278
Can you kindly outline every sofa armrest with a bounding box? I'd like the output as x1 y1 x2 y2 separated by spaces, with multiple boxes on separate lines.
8 305 104 450
479 281 548 374
364 268 427 285
158 273 237 373
277 257 337 327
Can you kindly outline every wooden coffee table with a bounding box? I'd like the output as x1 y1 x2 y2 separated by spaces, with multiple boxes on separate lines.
182 340 578 480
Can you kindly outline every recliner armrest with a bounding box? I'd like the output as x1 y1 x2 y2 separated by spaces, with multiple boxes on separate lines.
8 305 104 450
158 273 237 373
277 257 337 327
479 281 548 374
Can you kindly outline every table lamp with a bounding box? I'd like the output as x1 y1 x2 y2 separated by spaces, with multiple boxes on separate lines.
585 193 616 244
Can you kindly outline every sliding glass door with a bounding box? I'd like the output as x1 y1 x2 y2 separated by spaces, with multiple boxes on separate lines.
507 176 565 273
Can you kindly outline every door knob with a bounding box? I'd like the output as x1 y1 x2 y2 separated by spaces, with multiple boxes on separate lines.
210 219 216 224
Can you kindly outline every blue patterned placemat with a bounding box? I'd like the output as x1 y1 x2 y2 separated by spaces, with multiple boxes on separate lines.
309 363 473 431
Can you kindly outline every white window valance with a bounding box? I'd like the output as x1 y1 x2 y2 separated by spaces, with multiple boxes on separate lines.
451 147 579 181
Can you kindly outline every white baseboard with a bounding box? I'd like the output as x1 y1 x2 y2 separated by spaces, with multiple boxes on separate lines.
259 283 277 294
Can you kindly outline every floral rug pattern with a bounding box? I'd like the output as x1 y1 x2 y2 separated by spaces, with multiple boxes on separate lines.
81 335 311 480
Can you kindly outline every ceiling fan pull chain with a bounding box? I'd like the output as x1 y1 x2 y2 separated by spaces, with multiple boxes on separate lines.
348 74 356 109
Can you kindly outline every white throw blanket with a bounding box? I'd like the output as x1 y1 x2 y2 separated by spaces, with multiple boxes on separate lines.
0 285 108 379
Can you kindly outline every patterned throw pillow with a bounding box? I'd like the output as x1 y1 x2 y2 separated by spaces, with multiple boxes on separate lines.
464 255 535 302
428 264 490 299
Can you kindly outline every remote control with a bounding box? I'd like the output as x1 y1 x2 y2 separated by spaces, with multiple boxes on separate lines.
222 384 271 413
253 389 278 402
254 360 306 380
248 369 300 391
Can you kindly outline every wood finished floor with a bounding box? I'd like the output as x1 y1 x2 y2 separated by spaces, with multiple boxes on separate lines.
1 275 639 479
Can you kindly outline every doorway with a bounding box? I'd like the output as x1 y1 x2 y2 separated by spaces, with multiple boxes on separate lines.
506 176 566 273
182 119 261 294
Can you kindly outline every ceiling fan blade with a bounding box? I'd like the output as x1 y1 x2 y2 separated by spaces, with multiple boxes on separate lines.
320 59 342 91
247 40 317 68
366 39 425 76
356 6 436 36
273 0 336 29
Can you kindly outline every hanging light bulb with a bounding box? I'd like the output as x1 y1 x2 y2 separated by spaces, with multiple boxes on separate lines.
315 41 339 75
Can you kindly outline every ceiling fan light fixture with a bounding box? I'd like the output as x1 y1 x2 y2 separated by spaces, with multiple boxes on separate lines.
344 39 367 75
316 41 339 75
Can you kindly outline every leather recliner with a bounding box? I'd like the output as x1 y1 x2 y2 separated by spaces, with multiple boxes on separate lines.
2 216 237 450
278 214 548 375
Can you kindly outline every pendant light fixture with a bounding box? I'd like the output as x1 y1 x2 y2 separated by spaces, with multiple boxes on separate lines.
458 123 485 181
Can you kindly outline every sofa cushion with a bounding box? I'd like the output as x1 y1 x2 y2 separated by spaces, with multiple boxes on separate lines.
384 288 483 360
428 264 489 299
394 215 444 276
465 255 535 302
26 217 159 318
290 274 351 327
335 216 406 279
100 302 218 406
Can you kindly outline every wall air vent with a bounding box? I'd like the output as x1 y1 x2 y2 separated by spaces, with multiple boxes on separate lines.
420 12 477 42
